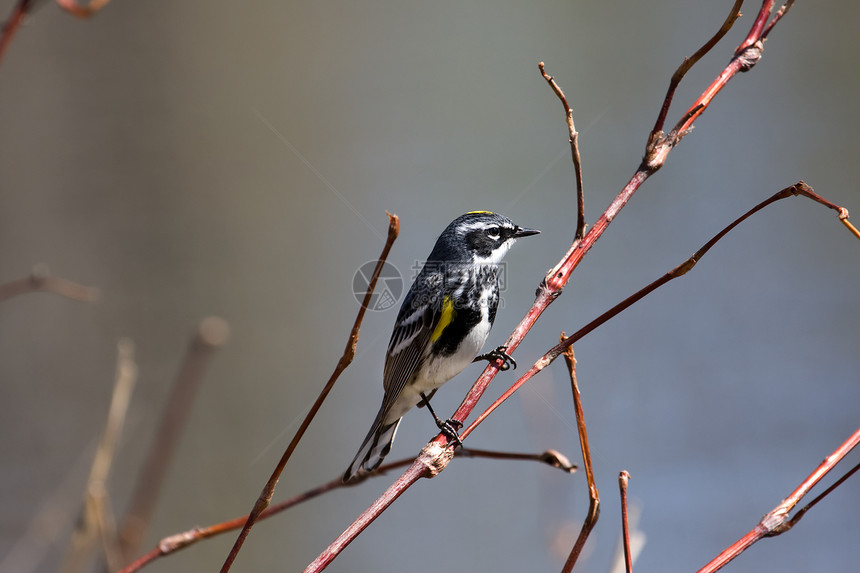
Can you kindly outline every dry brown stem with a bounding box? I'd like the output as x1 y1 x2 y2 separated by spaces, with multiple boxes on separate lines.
539 62 586 240
560 342 599 573
0 264 99 303
63 340 137 573
117 318 229 563
697 425 860 573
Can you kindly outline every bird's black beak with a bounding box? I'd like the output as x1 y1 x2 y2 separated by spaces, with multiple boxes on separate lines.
513 226 540 238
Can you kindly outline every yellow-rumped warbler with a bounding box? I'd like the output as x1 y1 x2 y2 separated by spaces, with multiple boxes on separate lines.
343 211 539 482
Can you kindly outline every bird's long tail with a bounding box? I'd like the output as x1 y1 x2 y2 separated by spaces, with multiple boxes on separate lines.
343 404 402 483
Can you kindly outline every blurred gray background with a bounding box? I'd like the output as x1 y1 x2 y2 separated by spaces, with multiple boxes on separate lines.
1 1 858 572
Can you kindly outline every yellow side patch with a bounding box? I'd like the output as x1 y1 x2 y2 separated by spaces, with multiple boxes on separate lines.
430 296 456 342
466 210 494 215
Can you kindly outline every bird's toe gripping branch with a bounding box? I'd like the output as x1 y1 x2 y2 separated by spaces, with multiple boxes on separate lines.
474 345 517 371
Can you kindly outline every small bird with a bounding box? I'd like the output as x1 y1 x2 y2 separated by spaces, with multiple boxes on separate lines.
343 211 539 482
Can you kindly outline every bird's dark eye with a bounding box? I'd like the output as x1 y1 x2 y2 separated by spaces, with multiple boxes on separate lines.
486 226 501 240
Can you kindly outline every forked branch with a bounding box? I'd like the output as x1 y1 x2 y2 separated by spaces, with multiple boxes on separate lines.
697 426 860 573
650 0 743 137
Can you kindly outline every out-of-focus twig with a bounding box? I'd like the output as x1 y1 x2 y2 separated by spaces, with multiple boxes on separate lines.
55 0 112 18
63 339 138 573
457 447 577 472
560 342 599 573
0 443 98 573
697 426 860 573
219 213 399 573
117 318 230 564
0 0 36 67
0 264 99 303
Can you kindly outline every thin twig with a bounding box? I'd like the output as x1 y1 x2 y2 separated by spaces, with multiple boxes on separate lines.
219 213 399 573
560 342 599 573
458 447 577 472
697 426 860 573
618 471 633 573
62 340 137 573
0 264 99 303
117 318 230 564
0 0 35 67
539 62 586 240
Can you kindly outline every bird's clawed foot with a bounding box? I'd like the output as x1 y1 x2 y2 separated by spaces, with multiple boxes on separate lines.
437 417 463 447
475 345 517 371
419 392 464 447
